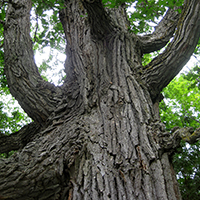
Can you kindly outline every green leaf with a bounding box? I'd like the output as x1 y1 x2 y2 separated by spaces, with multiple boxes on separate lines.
160 68 200 199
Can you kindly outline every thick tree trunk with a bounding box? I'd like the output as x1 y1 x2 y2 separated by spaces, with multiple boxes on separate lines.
0 99 182 199
0 0 200 199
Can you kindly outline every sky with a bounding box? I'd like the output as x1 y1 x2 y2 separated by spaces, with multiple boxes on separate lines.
34 47 66 85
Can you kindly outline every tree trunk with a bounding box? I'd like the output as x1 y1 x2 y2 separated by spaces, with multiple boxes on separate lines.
0 0 200 199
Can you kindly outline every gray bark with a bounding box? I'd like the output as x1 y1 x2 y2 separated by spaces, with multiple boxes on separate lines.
141 0 200 102
0 0 200 199
0 122 41 154
3 0 63 123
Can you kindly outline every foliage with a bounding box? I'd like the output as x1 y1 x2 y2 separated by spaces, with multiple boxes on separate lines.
160 67 200 199
127 0 184 34
31 0 65 50
194 38 200 56
0 95 32 135
31 0 66 85
173 142 200 200
160 73 200 130
183 65 200 90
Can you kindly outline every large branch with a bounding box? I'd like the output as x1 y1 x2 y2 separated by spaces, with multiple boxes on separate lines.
81 0 119 39
141 0 200 102
151 122 200 154
0 122 41 154
3 0 63 123
159 126 200 153
0 127 66 199
139 8 180 54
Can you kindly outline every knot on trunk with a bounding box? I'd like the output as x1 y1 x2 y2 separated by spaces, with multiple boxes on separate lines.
158 126 200 153
158 129 181 153
148 121 200 155
179 127 200 144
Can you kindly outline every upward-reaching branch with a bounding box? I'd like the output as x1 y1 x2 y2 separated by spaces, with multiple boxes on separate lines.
81 0 118 39
141 0 200 102
139 8 180 54
3 0 63 123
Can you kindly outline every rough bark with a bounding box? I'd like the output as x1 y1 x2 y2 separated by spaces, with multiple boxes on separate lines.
141 0 200 102
3 0 63 124
0 122 41 154
0 0 200 199
139 7 181 54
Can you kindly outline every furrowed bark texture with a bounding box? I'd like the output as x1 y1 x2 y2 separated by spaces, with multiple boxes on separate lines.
3 0 63 123
0 122 41 154
139 8 180 54
141 0 200 102
0 0 200 199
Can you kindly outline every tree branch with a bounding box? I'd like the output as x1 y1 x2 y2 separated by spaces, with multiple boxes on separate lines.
0 122 41 154
0 118 83 199
81 0 118 39
0 129 65 199
139 8 180 54
3 0 63 123
180 127 200 144
159 126 200 154
141 0 200 103
0 41 3 49
0 19 5 26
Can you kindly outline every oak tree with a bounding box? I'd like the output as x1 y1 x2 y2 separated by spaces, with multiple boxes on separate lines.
0 0 200 199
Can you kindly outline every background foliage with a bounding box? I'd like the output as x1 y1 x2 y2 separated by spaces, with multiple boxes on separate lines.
0 0 199 198
160 67 200 200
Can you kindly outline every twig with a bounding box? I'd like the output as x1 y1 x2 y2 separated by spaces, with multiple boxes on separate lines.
0 19 5 26
0 42 3 49
33 13 39 44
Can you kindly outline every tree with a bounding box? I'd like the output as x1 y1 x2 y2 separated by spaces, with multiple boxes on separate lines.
0 0 200 199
